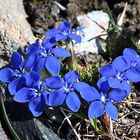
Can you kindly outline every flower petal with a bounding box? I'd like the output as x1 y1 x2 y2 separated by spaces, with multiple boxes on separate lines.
123 48 138 63
8 78 23 95
45 56 60 75
125 68 140 83
112 56 128 72
29 95 46 117
76 26 85 31
108 77 120 88
108 78 130 95
42 90 50 105
80 86 100 102
8 79 18 95
49 90 66 106
105 101 118 120
68 33 81 43
11 52 23 69
64 70 79 84
24 54 37 69
46 28 60 36
14 88 34 103
66 91 81 112
88 101 104 118
56 33 67 41
99 64 116 77
26 42 41 56
32 57 45 72
59 21 71 32
73 82 90 92
52 48 71 58
0 68 14 82
23 71 40 88
136 58 140 68
45 76 63 89
119 81 131 95
108 89 127 102
42 37 56 49
97 77 110 93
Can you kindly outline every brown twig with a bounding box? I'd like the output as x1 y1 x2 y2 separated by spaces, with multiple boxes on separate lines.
60 107 81 140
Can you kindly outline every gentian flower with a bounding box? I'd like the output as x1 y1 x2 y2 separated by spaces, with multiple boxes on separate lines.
0 52 27 95
79 77 128 120
45 70 89 112
46 21 81 43
122 48 140 82
123 48 140 68
25 38 71 75
99 56 131 93
14 71 49 117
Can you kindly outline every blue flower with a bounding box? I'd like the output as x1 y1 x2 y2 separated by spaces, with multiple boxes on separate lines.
45 70 89 112
79 77 128 120
0 52 27 95
46 21 81 43
100 48 140 85
123 48 140 68
122 48 140 82
14 71 49 117
99 56 131 93
25 38 71 75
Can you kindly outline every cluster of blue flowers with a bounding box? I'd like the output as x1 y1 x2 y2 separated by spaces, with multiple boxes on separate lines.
0 21 140 120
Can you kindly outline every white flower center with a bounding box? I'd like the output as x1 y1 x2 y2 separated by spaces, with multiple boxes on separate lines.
101 95 106 103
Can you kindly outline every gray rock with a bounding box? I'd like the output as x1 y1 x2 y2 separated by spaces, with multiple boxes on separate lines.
0 0 61 139
34 118 61 140
3 98 61 140
0 0 35 68
0 122 9 140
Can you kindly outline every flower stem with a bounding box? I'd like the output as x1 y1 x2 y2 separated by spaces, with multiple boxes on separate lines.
90 118 102 134
0 94 20 140
65 41 80 71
